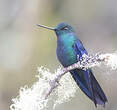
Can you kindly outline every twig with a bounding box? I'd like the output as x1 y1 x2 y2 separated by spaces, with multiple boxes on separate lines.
44 53 110 99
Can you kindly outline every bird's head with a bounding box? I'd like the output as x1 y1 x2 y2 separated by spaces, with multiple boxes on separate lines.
54 22 75 36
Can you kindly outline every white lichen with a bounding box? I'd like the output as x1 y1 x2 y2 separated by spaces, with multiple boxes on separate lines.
101 52 117 70
53 71 77 108
10 66 77 110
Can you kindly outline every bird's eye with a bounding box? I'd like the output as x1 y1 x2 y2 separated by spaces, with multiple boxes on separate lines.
61 26 69 30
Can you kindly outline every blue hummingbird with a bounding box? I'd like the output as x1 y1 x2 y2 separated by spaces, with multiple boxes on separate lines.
37 22 108 107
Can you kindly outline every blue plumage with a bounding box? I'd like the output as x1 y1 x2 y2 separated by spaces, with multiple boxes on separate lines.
55 23 107 107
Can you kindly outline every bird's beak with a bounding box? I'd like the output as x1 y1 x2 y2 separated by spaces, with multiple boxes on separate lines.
37 24 55 31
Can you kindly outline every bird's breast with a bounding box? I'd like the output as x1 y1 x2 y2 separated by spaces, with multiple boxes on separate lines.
57 41 77 67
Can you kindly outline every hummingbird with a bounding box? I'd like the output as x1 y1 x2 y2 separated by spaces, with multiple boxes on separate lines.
37 22 108 107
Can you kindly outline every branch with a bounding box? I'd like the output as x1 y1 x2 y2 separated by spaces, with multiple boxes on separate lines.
44 53 110 99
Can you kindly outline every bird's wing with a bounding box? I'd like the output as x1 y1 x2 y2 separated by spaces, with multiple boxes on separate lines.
74 40 91 90
73 39 96 104
72 39 107 106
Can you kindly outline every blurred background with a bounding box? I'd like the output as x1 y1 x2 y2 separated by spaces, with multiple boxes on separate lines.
0 0 117 110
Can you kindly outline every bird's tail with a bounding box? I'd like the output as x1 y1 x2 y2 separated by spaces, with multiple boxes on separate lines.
70 69 108 107
90 70 108 107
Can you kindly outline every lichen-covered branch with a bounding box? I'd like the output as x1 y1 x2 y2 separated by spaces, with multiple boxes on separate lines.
10 52 117 110
45 53 110 99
